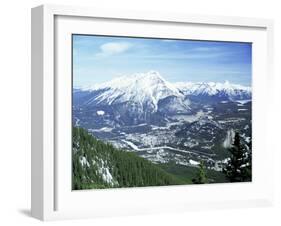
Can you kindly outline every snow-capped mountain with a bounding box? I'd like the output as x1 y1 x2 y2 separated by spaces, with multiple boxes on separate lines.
77 71 251 106
175 81 251 101
73 71 251 126
86 71 182 104
78 71 190 113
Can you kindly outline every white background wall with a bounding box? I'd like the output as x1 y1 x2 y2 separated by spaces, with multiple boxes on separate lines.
0 0 280 225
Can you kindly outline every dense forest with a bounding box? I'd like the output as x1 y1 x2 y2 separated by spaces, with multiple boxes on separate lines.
72 127 184 189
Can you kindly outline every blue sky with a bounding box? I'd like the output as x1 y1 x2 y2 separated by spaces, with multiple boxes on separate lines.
73 35 252 87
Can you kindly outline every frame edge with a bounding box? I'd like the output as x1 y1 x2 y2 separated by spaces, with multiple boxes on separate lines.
31 5 44 221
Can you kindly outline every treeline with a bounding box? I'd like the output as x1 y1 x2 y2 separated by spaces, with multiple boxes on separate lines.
72 127 183 190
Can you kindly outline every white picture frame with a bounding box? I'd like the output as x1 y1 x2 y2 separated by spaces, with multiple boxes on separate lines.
31 4 274 221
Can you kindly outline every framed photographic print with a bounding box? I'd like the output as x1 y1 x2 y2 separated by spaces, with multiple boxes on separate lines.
31 4 274 221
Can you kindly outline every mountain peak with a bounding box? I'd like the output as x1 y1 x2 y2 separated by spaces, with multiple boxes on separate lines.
144 70 162 79
129 71 165 84
91 71 176 93
85 71 183 108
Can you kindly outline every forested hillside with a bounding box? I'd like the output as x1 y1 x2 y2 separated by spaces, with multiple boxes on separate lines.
72 127 184 189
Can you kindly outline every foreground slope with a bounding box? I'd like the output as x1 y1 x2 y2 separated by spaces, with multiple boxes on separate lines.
72 127 184 189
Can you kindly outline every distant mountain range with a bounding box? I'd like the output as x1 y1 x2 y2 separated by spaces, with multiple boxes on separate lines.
175 80 251 102
74 71 251 117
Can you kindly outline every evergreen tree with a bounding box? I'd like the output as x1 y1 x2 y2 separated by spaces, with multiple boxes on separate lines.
72 126 184 189
192 161 207 184
243 139 252 181
223 132 251 182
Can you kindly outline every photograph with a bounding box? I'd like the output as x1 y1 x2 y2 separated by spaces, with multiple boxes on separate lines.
72 34 252 190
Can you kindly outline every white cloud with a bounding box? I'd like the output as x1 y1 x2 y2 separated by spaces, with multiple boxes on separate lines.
97 42 132 57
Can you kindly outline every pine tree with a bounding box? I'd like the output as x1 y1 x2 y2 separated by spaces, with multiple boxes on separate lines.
243 139 252 181
192 161 207 184
223 132 251 182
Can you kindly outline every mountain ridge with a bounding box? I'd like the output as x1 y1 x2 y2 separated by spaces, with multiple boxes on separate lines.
76 71 251 103
73 71 251 126
81 71 184 109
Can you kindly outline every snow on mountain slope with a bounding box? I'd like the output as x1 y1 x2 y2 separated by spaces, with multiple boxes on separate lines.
76 71 251 111
83 71 186 111
175 81 251 100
